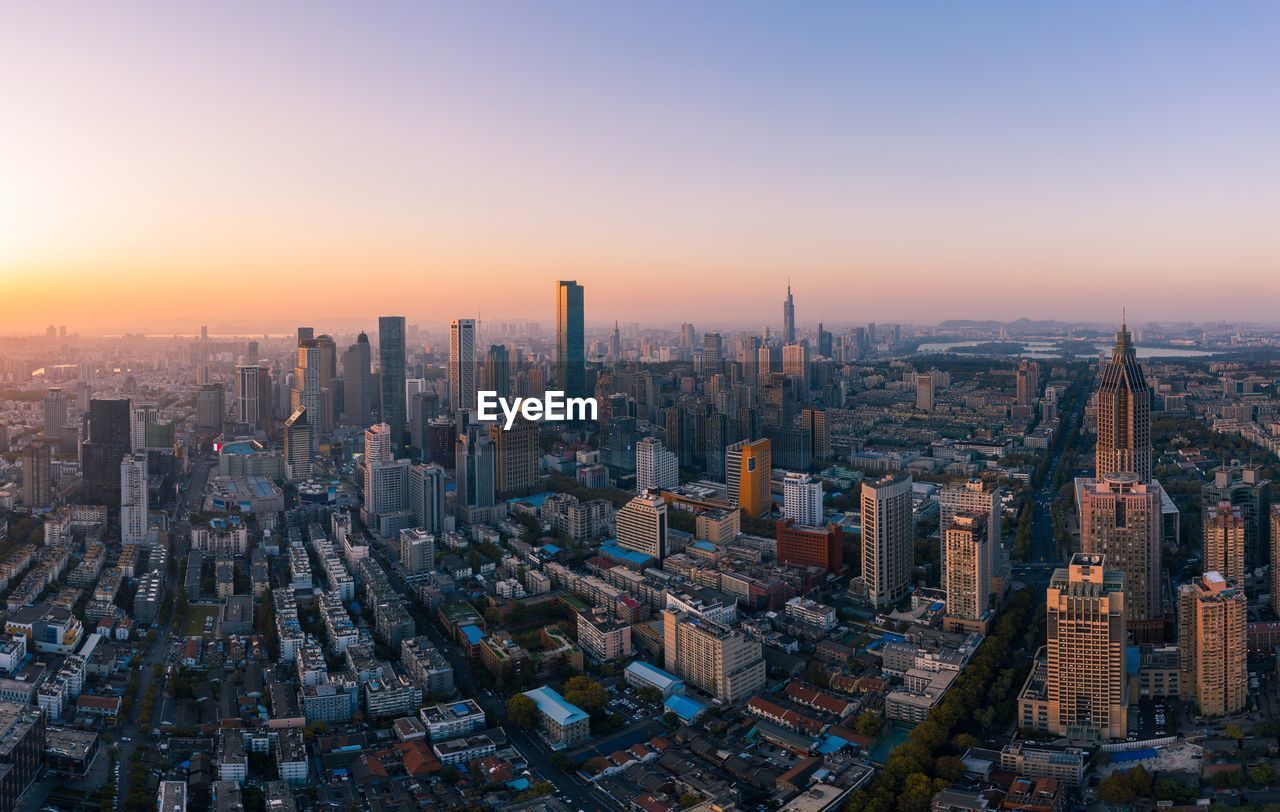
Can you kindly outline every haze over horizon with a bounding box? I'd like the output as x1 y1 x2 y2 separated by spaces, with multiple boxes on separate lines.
4 1 1280 331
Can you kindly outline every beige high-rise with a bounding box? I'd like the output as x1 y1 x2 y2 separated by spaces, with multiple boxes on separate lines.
860 474 914 609
944 514 990 626
1095 321 1152 483
1203 502 1246 587
1178 572 1246 717
1045 554 1128 741
489 416 540 497
616 489 668 561
662 610 765 705
1077 473 1162 635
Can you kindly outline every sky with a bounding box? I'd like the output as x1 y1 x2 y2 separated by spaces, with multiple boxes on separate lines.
2 2 1280 333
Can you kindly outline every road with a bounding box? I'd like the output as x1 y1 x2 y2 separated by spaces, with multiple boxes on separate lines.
368 543 618 811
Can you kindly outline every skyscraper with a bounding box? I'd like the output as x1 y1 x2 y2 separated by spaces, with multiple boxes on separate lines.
194 384 224 431
21 441 51 508
283 407 313 481
939 479 1005 594
725 439 771 519
943 513 990 632
129 401 158 453
449 318 476 412
799 407 830 462
782 472 823 527
782 343 809 392
362 423 410 531
701 332 723 377
489 417 540 497
485 344 510 400
1077 473 1163 638
556 280 585 399
292 340 328 442
235 365 261 426
1095 319 1152 482
120 453 148 545
342 332 373 427
409 463 446 536
1203 502 1246 587
1044 554 1128 741
782 284 795 344
81 399 131 508
1016 359 1040 407
860 473 913 609
378 317 407 450
1178 571 1247 717
1202 465 1272 571
456 427 496 524
616 489 667 561
43 388 67 437
635 436 678 493
915 373 935 411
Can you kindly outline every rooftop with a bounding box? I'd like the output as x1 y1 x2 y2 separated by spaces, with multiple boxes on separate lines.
522 686 588 727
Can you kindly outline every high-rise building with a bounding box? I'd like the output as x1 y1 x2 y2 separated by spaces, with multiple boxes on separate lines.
798 407 830 462
1095 320 1152 482
0 701 45 811
409 463 446 535
489 417 540 497
449 319 476 412
485 345 511 400
939 479 1005 593
362 424 409 527
662 609 766 705
43 388 68 437
702 333 723 376
1203 502 1246 587
379 316 407 449
1077 473 1162 636
283 407 313 481
635 436 678 493
235 365 262 426
782 284 795 345
782 343 808 392
81 398 131 507
398 528 436 575
556 281 585 399
342 332 373 427
776 520 843 573
915 373 935 411
21 441 52 508
120 452 148 545
1202 465 1271 571
725 439 771 519
456 427 496 517
1016 359 1040 407
1178 571 1246 717
1044 554 1128 741
195 384 224 431
860 473 913 609
943 513 990 631
616 489 667 561
782 472 823 527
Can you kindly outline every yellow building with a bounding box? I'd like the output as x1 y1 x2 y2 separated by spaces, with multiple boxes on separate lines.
1178 572 1247 717
1203 502 1246 587
726 439 771 519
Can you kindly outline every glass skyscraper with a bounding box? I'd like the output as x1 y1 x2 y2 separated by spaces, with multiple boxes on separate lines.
378 316 407 451
557 280 585 399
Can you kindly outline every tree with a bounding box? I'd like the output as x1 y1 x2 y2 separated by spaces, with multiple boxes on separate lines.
952 733 980 752
1252 764 1276 786
855 711 883 737
1097 765 1152 805
935 756 965 782
1225 723 1245 742
562 675 607 714
507 694 538 729
677 792 702 808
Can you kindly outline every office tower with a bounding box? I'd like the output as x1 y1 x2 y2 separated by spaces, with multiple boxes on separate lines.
81 398 132 507
756 346 773 389
379 316 407 449
292 340 327 441
21 442 52 508
662 609 766 705
860 473 913 609
799 407 830 462
725 439 771 519
1095 319 1152 482
776 520 843 573
485 345 511 399
235 365 262 426
915 373 935 411
556 281 585 399
0 702 45 811
1044 554 1128 740
456 427 496 517
663 407 692 468
943 514 990 631
362 423 409 527
616 489 667 561
1203 502 1246 587
489 417 540 497
635 436 678 492
195 384 224 431
398 528 435 575
409 391 439 457
939 479 1005 588
409 463 446 535
782 343 808 392
43 388 67 437
782 472 823 526
120 453 148 545
342 332 373 426
609 321 622 364
1016 359 1040 407
782 284 795 344
283 407 313 481
449 318 476 412
314 334 338 427
256 365 274 435
1202 465 1272 571
297 327 314 343
1077 473 1163 637
817 323 832 358
1179 572 1247 717
130 402 159 453
702 333 723 376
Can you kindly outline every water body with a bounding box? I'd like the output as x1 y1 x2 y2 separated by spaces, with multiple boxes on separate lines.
915 340 1215 359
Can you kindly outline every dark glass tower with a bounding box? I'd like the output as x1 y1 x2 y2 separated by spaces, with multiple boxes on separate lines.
557 280 585 399
485 344 511 399
81 398 131 507
783 283 796 344
378 316 407 451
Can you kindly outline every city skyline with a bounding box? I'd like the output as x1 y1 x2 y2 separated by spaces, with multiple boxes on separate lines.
5 3 1280 331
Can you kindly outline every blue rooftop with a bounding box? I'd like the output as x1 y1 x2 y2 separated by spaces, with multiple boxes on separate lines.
460 624 487 645
540 543 562 555
1111 748 1158 764
508 491 552 508
506 778 531 791
692 541 717 552
600 541 653 566
663 693 707 722
450 702 472 715
625 660 682 689
816 733 850 754
1126 645 1141 674
929 602 944 612
522 686 589 727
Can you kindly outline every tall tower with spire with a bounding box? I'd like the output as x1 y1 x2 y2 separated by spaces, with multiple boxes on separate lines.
783 283 796 344
1096 312 1152 482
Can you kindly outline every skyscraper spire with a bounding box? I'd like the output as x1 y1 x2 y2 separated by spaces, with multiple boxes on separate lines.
1097 311 1151 482
783 282 796 344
